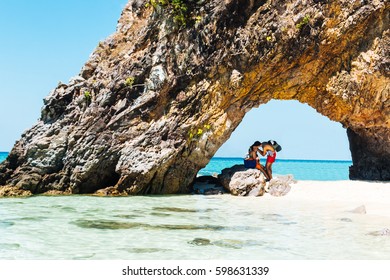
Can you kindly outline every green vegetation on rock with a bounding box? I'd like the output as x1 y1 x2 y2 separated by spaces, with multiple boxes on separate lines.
296 15 310 29
147 0 200 27
125 77 135 88
84 91 92 103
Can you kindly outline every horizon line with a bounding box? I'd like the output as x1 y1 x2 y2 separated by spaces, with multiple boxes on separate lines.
0 151 352 162
212 156 352 162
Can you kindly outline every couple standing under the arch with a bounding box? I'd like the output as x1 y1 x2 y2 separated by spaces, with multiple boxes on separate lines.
246 140 280 181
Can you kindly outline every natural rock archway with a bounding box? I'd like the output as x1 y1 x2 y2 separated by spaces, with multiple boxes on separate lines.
0 0 389 196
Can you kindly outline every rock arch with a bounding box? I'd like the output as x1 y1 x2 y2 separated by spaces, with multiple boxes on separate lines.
0 0 389 196
214 100 351 160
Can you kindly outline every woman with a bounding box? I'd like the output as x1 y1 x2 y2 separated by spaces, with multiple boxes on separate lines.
247 141 270 181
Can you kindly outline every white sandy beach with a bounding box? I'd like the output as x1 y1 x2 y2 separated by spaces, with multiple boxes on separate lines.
268 180 390 218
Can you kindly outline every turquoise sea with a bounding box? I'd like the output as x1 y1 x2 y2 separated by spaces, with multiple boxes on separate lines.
3 152 390 260
0 152 7 163
200 157 352 181
1 152 351 180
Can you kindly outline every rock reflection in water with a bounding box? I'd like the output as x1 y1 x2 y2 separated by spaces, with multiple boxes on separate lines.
71 219 227 231
153 207 197 213
123 248 172 254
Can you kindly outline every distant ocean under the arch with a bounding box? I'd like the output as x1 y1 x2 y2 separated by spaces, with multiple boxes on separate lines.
200 157 352 181
0 152 352 181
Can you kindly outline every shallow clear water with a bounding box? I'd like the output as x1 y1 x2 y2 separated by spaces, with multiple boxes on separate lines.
199 158 352 180
1 152 386 260
1 194 390 260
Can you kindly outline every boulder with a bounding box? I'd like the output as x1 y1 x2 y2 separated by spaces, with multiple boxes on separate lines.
350 205 367 214
218 165 266 196
267 174 296 197
0 186 32 197
94 187 127 197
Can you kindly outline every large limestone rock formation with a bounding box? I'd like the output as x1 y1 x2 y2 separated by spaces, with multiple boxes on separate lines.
0 0 389 196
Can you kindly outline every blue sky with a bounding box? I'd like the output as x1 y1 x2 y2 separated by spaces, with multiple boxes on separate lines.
0 1 352 160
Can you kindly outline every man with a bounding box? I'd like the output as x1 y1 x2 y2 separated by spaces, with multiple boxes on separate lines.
259 141 277 181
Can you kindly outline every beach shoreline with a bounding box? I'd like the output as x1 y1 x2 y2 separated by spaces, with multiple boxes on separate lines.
1 179 389 260
262 180 390 219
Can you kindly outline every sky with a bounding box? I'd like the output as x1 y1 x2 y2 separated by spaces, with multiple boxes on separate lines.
0 0 352 161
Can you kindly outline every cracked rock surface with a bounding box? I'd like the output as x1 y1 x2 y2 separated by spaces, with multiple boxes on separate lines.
1 0 389 196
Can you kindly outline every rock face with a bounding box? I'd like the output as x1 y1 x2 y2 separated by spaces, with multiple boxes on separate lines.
0 0 389 196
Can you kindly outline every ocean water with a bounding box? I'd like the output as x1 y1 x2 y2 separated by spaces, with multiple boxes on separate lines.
199 157 352 181
3 152 389 260
1 195 390 260
0 152 7 163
